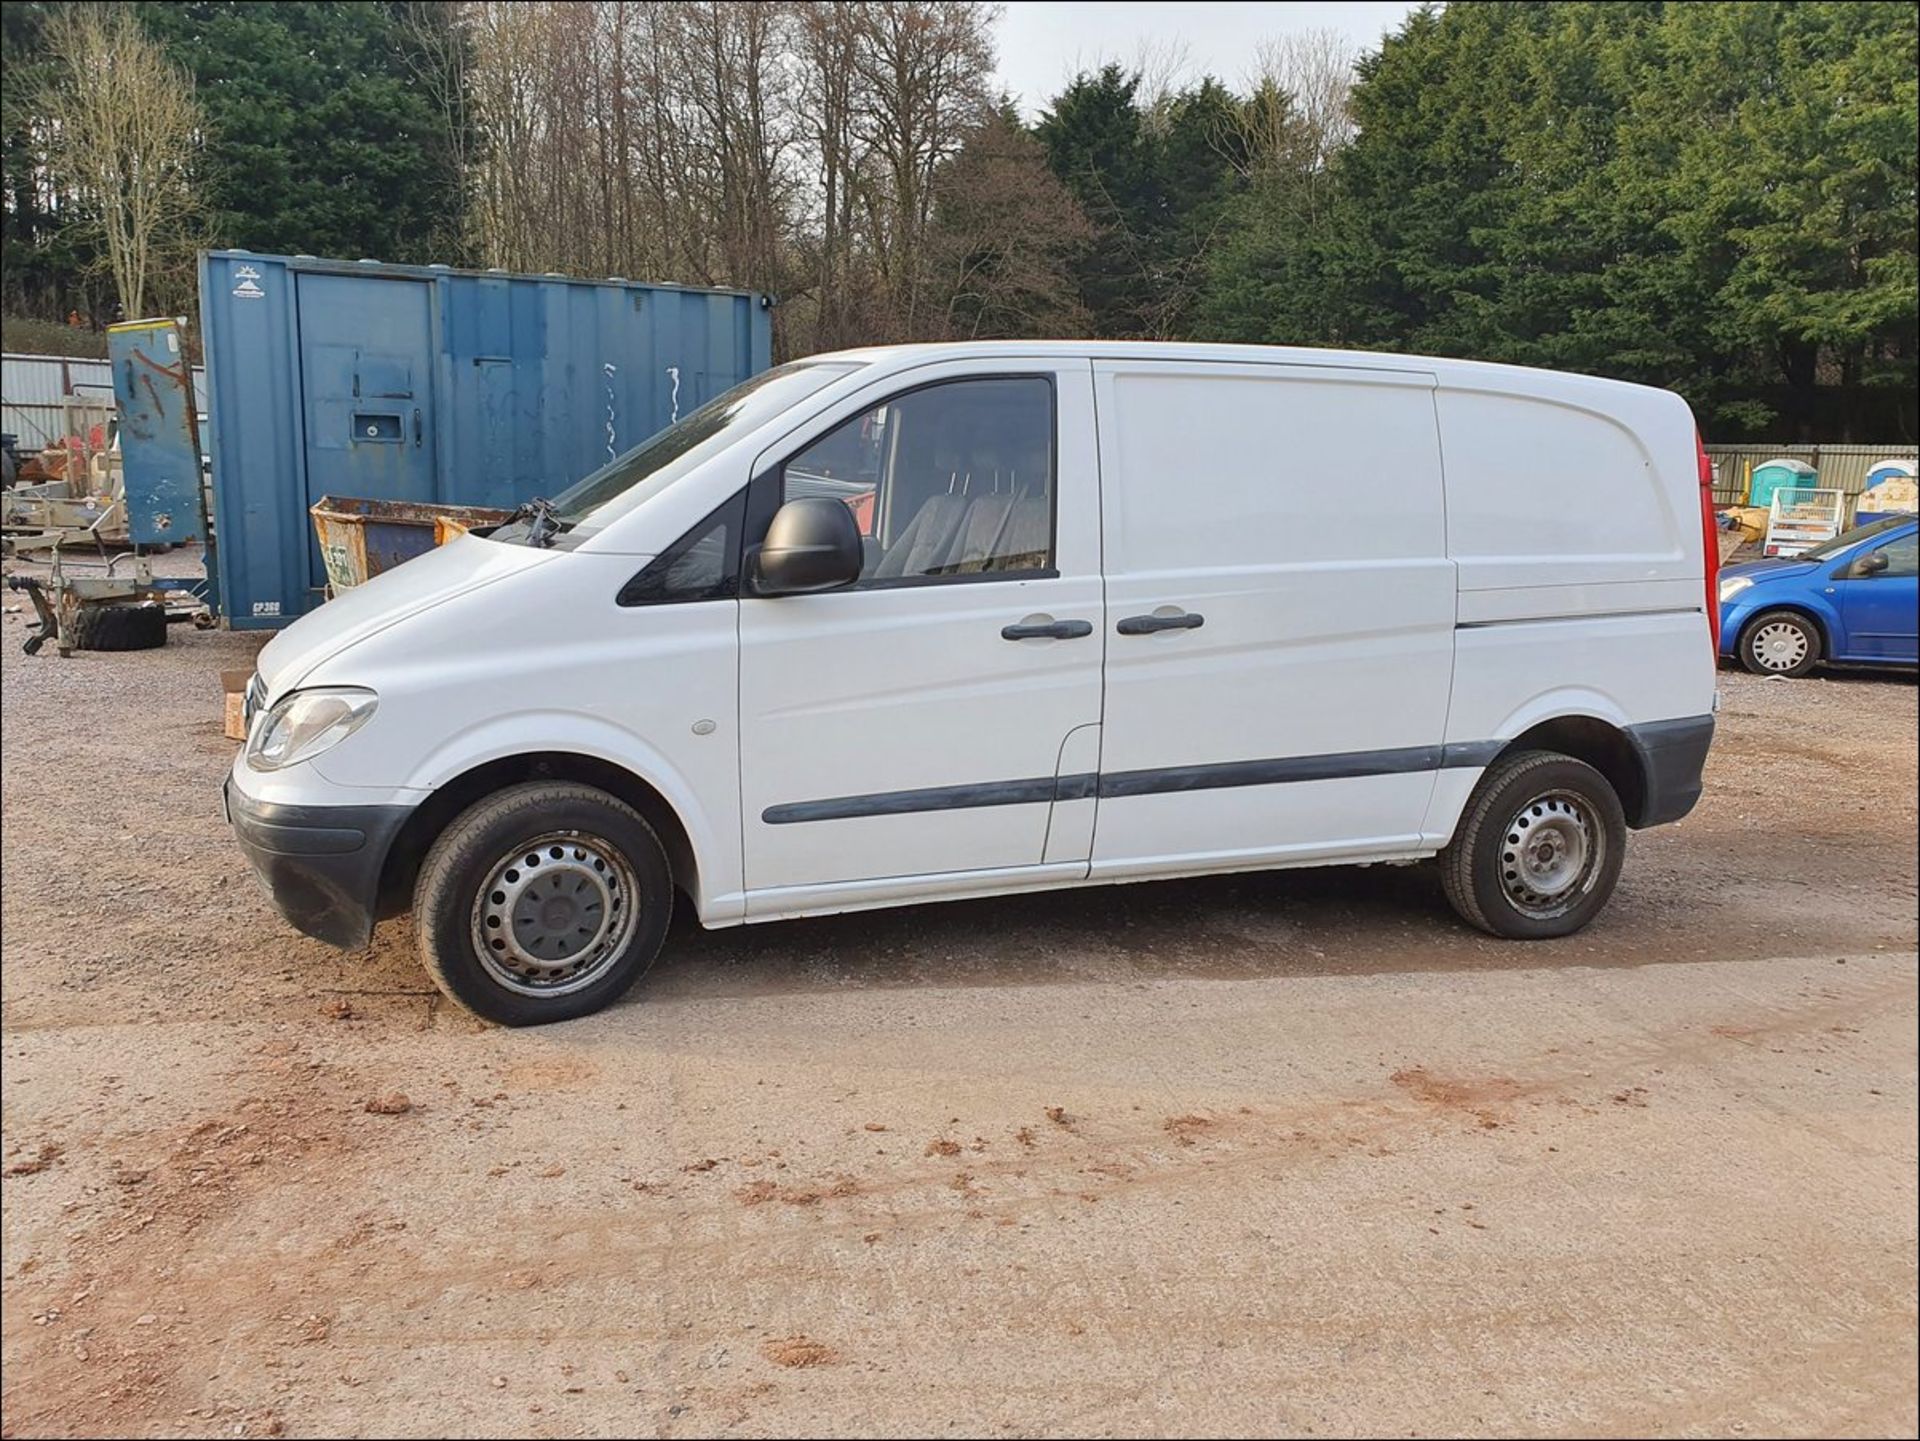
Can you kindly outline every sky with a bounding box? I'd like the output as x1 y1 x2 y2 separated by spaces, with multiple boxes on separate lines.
994 1 1424 119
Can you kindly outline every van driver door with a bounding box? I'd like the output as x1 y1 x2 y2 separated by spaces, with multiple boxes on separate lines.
736 359 1105 917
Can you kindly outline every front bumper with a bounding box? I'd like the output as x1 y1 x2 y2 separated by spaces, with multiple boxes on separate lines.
1716 601 1749 657
224 776 411 949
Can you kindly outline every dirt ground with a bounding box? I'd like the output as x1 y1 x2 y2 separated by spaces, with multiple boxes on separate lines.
2 560 1915 1439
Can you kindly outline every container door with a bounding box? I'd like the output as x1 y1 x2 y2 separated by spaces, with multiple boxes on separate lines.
296 273 437 591
1087 359 1455 879
737 361 1105 915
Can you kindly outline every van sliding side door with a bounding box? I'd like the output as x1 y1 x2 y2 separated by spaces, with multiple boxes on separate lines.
1086 359 1455 877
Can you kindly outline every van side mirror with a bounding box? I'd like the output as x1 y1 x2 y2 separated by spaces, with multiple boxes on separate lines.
751 497 863 595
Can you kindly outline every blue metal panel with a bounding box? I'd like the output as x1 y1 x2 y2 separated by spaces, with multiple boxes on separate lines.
107 319 204 545
202 252 312 626
199 251 771 629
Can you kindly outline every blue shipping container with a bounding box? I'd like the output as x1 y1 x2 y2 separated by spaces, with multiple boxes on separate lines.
199 251 772 628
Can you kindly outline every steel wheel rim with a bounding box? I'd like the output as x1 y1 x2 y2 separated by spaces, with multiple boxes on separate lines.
1752 620 1809 672
471 831 639 997
1498 790 1602 920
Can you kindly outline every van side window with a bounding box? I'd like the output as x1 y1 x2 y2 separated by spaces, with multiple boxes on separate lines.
616 490 746 606
780 377 1055 584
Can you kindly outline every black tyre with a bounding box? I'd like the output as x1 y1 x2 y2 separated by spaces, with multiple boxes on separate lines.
414 782 673 1026
1738 608 1821 677
65 602 167 652
1440 750 1627 940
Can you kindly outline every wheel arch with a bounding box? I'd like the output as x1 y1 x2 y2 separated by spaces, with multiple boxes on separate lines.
1491 716 1651 828
377 751 704 922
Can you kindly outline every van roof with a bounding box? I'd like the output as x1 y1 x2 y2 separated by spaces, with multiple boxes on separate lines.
806 340 1680 405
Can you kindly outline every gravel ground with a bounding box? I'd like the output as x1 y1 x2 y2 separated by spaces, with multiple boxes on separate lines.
2 551 1915 1438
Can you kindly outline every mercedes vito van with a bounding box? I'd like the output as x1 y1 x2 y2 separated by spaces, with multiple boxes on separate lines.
225 342 1720 1025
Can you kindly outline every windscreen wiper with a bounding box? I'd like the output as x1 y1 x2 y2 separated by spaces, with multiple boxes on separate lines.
512 496 565 549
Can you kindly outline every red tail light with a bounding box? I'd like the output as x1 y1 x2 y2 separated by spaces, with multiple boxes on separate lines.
1696 429 1721 652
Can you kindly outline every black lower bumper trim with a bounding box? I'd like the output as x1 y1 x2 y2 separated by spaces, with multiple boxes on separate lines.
225 779 412 950
1625 714 1716 828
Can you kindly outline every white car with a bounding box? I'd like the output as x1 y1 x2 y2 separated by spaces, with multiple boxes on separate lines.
227 342 1720 1025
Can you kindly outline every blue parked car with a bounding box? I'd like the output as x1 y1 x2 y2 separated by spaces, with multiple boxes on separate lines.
1718 513 1918 676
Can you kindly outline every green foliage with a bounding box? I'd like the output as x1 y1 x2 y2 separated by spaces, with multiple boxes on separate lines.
136 2 468 266
1036 65 1163 337
0 314 107 359
2 1 104 321
1035 67 1247 338
5 1 467 323
5 0 1912 441
1194 1 1917 440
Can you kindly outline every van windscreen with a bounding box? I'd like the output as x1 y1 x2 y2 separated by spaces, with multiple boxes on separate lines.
490 361 859 547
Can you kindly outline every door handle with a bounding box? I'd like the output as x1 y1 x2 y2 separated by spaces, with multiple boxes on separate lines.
1116 610 1204 636
1001 618 1093 641
412 408 423 447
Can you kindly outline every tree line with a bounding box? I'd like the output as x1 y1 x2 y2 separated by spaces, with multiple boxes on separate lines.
2 1 1913 440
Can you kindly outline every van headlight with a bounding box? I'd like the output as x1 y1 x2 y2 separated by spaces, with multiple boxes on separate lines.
246 688 378 772
1717 575 1754 601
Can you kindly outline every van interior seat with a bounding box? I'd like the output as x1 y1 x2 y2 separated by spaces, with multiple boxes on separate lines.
868 410 1053 579
992 494 1050 572
945 493 1016 572
870 492 968 578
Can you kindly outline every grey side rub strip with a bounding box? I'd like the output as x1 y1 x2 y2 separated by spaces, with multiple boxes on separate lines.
1098 742 1500 798
1456 606 1702 630
762 774 1099 826
762 743 1499 825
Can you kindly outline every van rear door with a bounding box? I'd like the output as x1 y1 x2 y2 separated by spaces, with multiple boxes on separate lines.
1088 360 1455 877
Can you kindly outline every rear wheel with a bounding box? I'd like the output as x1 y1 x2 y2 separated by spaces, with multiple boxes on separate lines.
414 782 672 1026
1440 750 1627 940
1738 609 1821 677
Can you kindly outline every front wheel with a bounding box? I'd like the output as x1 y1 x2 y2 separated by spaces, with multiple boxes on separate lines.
1440 750 1627 940
414 782 672 1025
1738 609 1821 677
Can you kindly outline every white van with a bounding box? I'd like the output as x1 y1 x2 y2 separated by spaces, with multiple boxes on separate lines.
225 342 1720 1025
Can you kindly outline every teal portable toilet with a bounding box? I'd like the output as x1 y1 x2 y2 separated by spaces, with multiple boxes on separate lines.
1749 457 1816 509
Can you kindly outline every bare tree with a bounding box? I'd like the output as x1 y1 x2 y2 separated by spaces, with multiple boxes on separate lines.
1242 28 1356 177
931 108 1091 339
851 0 996 339
460 0 1003 353
399 1 478 262
1131 35 1193 134
464 0 550 271
795 0 873 350
678 2 797 298
40 4 202 318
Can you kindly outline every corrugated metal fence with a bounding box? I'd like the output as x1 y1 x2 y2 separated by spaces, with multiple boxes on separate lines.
2 351 209 449
1707 444 1918 508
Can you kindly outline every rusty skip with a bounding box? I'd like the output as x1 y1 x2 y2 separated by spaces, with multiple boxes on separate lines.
309 495 514 592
